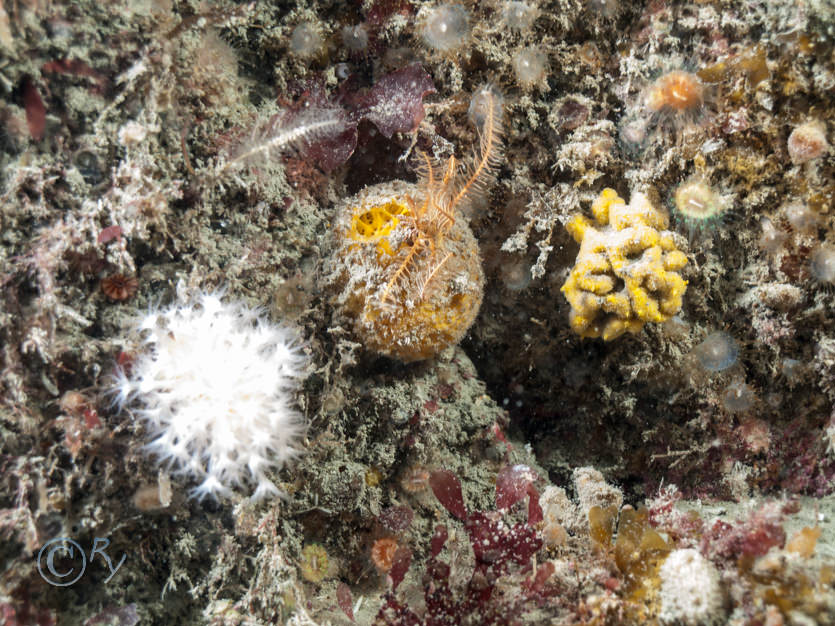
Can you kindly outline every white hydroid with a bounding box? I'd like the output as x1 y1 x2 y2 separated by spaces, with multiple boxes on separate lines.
216 106 348 176
113 292 307 501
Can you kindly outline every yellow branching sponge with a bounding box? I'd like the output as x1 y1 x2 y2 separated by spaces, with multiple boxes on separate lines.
330 85 503 362
561 188 688 341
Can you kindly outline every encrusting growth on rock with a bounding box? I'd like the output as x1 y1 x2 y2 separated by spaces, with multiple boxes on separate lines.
658 549 725 625
331 85 503 361
561 188 688 340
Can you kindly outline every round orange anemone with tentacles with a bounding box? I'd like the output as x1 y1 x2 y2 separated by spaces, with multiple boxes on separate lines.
646 70 704 114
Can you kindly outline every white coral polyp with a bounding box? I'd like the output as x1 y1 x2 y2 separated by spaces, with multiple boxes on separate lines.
115 293 307 501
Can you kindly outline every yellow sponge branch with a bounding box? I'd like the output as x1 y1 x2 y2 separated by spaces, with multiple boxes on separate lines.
561 189 688 341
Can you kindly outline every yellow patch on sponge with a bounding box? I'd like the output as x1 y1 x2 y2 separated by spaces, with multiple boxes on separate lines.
348 198 410 256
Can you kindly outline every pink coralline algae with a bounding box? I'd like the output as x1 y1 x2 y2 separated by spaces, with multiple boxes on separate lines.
428 469 468 520
700 502 786 563
21 77 46 141
220 64 435 174
375 467 555 626
343 63 436 138
379 504 415 532
495 463 543 524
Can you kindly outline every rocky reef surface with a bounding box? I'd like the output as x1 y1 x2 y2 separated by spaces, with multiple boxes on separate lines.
1 1 833 624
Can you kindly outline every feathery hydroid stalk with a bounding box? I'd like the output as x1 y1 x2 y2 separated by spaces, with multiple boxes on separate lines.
216 106 348 176
380 83 503 306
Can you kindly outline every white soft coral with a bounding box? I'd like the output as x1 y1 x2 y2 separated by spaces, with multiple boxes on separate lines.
114 292 307 501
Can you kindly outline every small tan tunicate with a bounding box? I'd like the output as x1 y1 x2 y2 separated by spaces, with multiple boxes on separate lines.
787 121 829 164
512 47 548 89
290 23 323 59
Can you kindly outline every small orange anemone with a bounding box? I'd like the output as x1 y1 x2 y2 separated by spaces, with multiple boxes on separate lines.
646 70 704 113
371 537 399 573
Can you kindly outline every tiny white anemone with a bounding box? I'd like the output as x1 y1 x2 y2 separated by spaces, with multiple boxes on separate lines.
111 290 308 502
108 365 136 410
